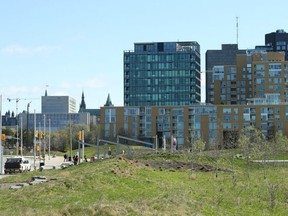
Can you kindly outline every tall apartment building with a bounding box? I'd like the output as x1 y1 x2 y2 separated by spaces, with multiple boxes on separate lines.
124 41 201 106
205 44 246 104
266 29 288 60
212 51 288 105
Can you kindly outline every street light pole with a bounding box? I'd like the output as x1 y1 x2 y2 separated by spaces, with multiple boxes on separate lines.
33 110 36 171
0 95 3 174
26 101 32 148
69 115 72 160
7 98 20 156
43 114 46 163
16 99 19 156
20 117 23 156
48 118 51 160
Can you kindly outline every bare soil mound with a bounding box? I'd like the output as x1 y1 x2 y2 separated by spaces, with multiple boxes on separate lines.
135 159 215 171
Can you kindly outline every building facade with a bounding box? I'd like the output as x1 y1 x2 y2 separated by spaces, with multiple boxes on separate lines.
205 44 246 104
19 112 90 132
42 91 76 113
212 51 288 105
124 41 201 106
265 29 288 60
100 104 217 149
100 94 288 149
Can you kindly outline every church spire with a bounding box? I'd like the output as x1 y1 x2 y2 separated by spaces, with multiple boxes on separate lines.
104 93 114 107
45 84 48 96
79 91 86 112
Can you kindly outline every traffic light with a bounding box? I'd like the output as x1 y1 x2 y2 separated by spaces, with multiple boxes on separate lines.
36 145 40 151
78 131 82 141
35 130 39 138
40 131 43 139
1 133 6 140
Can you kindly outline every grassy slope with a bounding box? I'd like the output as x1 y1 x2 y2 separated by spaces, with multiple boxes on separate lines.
0 153 288 216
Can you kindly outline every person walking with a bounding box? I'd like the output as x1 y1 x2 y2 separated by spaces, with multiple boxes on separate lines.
108 147 112 158
64 154 67 162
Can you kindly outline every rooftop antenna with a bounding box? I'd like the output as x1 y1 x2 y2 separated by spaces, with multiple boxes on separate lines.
236 16 239 46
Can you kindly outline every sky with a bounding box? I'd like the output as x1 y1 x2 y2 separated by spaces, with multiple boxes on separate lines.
1 0 288 114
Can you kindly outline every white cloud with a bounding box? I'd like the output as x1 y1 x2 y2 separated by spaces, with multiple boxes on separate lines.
1 44 63 56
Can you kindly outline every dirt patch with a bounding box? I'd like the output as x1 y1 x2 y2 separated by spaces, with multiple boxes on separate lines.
117 156 216 172
135 159 215 172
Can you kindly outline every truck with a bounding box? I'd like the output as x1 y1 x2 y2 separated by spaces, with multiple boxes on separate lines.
4 157 31 174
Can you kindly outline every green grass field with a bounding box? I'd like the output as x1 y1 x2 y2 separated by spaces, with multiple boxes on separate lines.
0 149 288 216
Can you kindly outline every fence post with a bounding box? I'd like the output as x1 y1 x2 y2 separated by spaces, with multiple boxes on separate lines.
116 136 119 156
97 137 99 160
155 135 158 154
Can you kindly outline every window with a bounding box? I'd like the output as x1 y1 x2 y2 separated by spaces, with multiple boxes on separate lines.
222 123 231 129
244 114 250 121
223 115 231 121
269 63 282 70
244 108 250 114
223 108 231 114
255 64 265 70
261 114 267 121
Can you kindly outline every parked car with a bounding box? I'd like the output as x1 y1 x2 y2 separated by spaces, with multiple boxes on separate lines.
4 157 31 174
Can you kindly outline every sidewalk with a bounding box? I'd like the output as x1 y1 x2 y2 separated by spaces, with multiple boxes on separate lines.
31 155 66 170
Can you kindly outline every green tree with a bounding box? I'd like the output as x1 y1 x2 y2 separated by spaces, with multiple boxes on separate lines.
192 138 206 152
2 128 15 148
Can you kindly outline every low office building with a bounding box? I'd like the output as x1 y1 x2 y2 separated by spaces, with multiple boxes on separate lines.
19 112 90 132
41 90 76 113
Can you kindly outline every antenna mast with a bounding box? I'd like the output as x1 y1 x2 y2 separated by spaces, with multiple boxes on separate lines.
236 16 239 45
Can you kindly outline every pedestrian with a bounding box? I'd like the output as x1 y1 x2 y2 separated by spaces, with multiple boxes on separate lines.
64 154 67 162
173 136 177 152
74 155 78 165
108 147 112 158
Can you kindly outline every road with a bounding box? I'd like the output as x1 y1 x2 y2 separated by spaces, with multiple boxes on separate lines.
0 155 67 178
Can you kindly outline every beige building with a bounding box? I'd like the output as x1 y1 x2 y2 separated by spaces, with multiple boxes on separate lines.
212 51 288 105
99 51 288 149
100 93 288 149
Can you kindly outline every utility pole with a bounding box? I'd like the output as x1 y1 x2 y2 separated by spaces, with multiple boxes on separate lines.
48 118 51 160
20 117 23 156
33 110 36 171
26 101 32 149
43 114 46 163
0 95 3 174
82 130 84 162
236 16 239 46
7 98 20 155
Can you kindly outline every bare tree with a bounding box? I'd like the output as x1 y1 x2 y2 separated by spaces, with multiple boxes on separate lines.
238 126 265 179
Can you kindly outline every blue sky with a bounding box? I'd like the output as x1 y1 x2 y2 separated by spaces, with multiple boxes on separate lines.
1 0 288 114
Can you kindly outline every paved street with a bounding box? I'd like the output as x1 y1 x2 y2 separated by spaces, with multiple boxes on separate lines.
0 154 67 177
